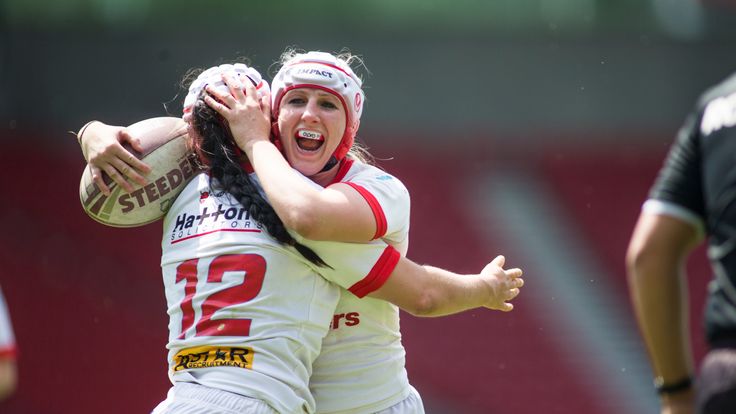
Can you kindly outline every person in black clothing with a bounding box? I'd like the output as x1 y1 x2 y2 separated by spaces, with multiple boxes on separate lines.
627 71 736 414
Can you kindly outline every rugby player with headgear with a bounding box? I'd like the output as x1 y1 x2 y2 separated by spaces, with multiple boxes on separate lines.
207 49 432 413
76 49 525 413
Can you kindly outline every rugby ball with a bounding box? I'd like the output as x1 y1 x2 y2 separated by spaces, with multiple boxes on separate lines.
79 117 200 228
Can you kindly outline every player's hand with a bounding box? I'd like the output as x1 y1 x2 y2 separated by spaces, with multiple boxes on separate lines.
80 122 151 195
204 72 272 157
481 255 524 312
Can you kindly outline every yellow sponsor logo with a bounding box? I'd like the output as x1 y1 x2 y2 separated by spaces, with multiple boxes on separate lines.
173 346 254 372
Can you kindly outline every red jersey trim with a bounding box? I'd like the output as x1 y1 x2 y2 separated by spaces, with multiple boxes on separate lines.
171 228 261 244
0 345 17 360
329 158 354 185
343 182 387 240
348 246 400 298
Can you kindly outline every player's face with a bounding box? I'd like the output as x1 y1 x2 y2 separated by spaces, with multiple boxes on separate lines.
277 88 347 177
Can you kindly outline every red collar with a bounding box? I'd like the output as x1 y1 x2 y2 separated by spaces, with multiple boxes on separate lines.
328 158 354 185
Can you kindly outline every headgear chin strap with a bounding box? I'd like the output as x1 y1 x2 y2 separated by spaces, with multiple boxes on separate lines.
271 51 365 164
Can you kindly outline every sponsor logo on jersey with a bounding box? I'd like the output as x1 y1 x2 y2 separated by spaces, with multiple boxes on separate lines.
173 346 254 371
701 91 736 136
118 154 198 214
169 202 264 243
330 312 360 329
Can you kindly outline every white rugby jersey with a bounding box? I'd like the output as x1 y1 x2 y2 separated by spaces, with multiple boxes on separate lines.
309 159 413 414
160 173 399 414
0 286 16 361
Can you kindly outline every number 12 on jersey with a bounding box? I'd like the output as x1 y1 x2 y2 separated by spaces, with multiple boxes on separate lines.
175 254 266 339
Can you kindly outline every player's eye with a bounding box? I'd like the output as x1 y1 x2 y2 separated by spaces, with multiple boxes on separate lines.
320 100 338 110
287 97 306 105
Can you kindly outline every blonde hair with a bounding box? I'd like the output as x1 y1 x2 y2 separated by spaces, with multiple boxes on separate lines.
347 140 374 165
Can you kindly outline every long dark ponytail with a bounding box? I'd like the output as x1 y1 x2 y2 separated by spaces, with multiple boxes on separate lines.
189 92 328 267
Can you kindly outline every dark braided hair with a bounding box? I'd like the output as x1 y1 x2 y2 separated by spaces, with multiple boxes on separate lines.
189 92 329 267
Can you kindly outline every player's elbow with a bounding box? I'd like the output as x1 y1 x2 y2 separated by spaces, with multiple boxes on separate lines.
626 242 651 281
625 242 644 275
276 200 323 239
284 210 324 240
625 240 675 285
285 208 345 241
401 290 441 317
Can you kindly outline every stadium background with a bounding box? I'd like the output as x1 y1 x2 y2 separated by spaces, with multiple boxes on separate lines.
2 1 736 412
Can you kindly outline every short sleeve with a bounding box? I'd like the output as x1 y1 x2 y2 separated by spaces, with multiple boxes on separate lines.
341 170 410 242
648 109 705 222
294 234 401 298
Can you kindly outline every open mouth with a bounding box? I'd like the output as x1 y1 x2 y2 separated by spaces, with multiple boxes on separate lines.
295 129 325 152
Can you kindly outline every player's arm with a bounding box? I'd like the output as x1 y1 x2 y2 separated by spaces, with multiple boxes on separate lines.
626 211 701 410
371 255 523 317
245 139 377 242
76 120 155 195
302 235 524 316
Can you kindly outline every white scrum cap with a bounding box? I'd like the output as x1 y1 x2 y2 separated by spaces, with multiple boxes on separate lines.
271 51 364 161
182 63 270 121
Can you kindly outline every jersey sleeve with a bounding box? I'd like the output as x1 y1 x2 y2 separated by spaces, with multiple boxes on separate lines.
647 108 706 227
340 170 411 242
294 234 401 298
261 168 405 298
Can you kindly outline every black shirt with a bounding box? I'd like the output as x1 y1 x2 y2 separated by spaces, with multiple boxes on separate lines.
649 71 736 344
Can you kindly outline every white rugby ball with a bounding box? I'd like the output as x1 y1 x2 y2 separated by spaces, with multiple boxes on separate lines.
79 117 200 228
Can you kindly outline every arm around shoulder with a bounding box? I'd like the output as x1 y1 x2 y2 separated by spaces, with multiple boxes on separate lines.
247 140 388 241
294 170 411 242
